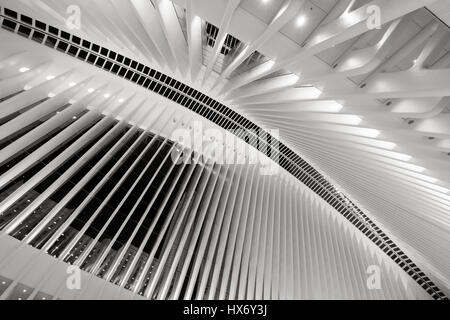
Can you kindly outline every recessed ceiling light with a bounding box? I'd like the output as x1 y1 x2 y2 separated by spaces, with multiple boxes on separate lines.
48 92 56 98
193 16 201 25
88 88 95 93
69 82 77 87
266 59 276 70
342 11 360 25
119 98 125 103
296 15 306 27
46 75 55 80
104 93 111 98
19 67 30 73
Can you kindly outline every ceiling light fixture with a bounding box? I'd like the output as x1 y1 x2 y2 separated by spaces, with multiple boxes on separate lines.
19 67 30 73
342 11 360 25
296 15 306 27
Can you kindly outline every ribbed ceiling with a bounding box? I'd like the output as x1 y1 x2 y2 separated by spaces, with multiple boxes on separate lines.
0 0 449 298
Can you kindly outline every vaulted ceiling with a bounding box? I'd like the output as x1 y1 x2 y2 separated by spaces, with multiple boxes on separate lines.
2 0 449 296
